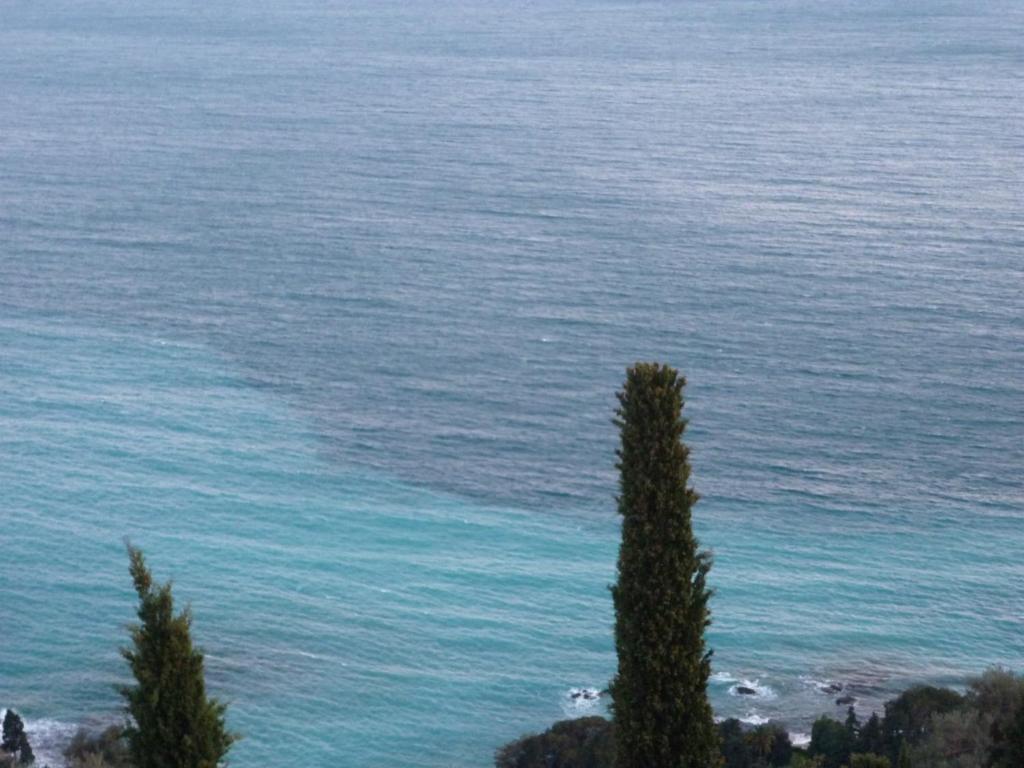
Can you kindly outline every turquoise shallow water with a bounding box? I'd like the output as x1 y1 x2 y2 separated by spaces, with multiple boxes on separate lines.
2 0 1023 765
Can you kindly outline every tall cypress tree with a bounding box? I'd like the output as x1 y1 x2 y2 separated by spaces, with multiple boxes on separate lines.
610 363 718 768
121 545 235 768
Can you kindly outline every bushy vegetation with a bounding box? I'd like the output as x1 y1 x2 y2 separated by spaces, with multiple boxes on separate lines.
880 684 964 758
64 726 133 768
718 718 793 767
495 717 615 768
804 668 1024 768
496 669 1024 768
496 717 796 768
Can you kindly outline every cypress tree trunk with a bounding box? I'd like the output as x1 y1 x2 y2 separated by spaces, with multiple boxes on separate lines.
121 544 236 768
610 363 718 768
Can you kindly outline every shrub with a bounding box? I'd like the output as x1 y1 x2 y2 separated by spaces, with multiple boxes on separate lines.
809 715 852 768
719 719 752 768
909 708 988 767
882 685 964 760
966 668 1024 767
857 713 885 757
494 717 614 768
64 726 132 768
992 698 1024 768
717 718 792 768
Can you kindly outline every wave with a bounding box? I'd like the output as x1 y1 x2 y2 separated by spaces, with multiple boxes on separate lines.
727 679 777 701
561 687 605 715
738 712 771 726
800 675 845 695
1 709 78 768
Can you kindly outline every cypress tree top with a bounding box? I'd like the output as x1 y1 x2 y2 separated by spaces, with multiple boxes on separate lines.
611 363 718 768
121 544 236 768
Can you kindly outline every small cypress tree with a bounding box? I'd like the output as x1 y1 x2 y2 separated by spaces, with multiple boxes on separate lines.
610 363 718 768
2 709 23 752
121 544 235 768
845 706 861 743
2 710 33 764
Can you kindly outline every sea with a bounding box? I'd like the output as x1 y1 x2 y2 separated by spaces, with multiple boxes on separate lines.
1 0 1022 765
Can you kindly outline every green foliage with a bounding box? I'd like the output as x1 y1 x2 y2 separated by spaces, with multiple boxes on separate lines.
900 669 1024 768
494 717 613 768
993 697 1024 768
492 670 1024 768
1 710 33 765
64 726 133 768
765 729 793 768
849 754 891 768
882 684 964 760
845 707 860 745
1 710 22 753
967 668 1023 717
909 708 988 767
717 719 792 768
965 668 1024 768
610 363 718 768
857 713 885 757
121 544 235 768
809 715 852 768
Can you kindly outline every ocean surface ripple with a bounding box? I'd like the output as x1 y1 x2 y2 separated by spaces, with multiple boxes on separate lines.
1 1 1022 765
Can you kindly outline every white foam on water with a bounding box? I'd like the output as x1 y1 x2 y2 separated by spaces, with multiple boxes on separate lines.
791 732 812 747
799 675 843 695
4 711 78 768
738 712 771 726
728 679 777 701
561 687 604 716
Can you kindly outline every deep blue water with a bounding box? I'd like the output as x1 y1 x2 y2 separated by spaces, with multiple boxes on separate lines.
1 0 1022 765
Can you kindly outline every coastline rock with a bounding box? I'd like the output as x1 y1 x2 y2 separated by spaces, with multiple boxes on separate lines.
836 695 857 706
735 686 758 696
